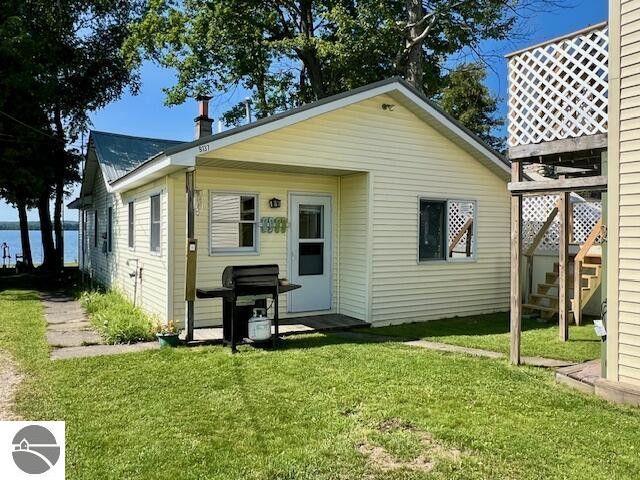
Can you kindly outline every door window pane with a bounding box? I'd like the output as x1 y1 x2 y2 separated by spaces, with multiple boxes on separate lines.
419 200 445 261
299 205 323 239
299 243 324 275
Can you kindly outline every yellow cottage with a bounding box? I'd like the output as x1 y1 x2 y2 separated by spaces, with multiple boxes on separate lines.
70 78 511 337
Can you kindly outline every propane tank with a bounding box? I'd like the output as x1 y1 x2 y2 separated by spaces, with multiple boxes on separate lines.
248 308 271 342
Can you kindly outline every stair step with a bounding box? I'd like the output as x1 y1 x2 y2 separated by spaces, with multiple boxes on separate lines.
523 303 558 313
538 283 575 290
530 293 558 301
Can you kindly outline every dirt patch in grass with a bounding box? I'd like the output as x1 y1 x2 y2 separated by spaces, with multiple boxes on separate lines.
0 351 23 420
357 418 462 473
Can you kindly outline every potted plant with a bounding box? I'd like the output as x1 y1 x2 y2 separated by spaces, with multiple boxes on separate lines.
155 320 180 347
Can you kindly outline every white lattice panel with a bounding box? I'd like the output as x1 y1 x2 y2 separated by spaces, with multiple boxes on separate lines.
508 24 608 148
522 195 602 252
448 200 474 256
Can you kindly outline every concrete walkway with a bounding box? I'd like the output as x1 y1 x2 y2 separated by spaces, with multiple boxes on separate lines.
41 292 158 360
335 331 574 369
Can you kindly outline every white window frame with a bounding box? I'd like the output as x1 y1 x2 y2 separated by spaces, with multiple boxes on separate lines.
128 201 135 250
150 194 161 255
209 191 260 255
107 206 113 253
417 196 478 264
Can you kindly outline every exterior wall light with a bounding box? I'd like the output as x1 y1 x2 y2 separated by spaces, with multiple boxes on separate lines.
269 197 281 209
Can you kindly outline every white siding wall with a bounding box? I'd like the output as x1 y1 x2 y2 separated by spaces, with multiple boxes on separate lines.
172 168 340 326
192 94 510 326
609 0 640 385
81 167 171 322
339 173 370 320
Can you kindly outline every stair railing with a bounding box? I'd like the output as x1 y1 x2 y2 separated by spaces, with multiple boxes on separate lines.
573 218 603 326
449 218 473 257
524 204 559 300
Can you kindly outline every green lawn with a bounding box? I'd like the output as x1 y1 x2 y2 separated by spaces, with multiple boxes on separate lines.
1 288 638 480
360 312 601 363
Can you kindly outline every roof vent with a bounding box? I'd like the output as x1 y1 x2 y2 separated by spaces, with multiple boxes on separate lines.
195 95 213 139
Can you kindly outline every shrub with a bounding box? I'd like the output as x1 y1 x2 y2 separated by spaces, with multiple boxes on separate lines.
80 290 155 344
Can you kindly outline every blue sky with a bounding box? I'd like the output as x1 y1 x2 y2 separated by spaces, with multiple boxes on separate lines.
0 0 607 222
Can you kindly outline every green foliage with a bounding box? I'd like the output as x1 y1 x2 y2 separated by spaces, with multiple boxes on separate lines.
123 0 554 146
80 289 155 344
2 286 640 479
437 63 505 152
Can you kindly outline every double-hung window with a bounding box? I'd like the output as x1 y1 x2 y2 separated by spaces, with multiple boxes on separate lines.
150 194 161 253
128 201 135 249
93 210 98 248
210 193 258 254
107 207 113 253
418 198 476 262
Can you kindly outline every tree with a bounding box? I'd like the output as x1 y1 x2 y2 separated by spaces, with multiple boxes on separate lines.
0 0 141 271
437 63 504 151
125 0 565 139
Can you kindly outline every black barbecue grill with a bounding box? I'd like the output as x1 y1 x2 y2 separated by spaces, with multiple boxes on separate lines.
196 264 301 351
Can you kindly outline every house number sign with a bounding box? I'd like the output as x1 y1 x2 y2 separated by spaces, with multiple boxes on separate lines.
261 217 288 233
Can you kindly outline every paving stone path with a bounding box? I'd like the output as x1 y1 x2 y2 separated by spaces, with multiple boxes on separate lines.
334 331 574 369
41 292 158 360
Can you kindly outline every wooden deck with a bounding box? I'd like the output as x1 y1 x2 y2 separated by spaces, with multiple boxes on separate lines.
186 314 369 342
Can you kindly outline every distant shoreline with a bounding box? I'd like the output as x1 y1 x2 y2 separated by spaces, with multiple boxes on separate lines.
0 221 79 231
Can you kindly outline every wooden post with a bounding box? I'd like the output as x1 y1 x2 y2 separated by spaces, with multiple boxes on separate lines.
510 161 523 365
185 168 196 343
558 190 570 342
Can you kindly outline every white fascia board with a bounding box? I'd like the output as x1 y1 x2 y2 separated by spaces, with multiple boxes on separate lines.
392 85 511 180
108 155 193 193
169 83 399 165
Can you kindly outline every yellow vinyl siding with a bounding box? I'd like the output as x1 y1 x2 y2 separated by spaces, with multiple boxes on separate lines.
610 0 640 385
81 167 170 321
197 94 510 326
338 173 369 320
171 168 340 327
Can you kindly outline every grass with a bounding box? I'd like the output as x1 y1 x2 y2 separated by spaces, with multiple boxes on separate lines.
1 287 638 479
360 312 601 363
79 289 155 344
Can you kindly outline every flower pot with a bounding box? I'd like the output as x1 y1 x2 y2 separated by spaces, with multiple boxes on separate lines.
156 333 180 348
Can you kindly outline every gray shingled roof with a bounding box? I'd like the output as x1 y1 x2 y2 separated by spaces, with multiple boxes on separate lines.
90 131 185 183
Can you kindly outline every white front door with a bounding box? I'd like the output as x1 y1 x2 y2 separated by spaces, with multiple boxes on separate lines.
289 194 332 312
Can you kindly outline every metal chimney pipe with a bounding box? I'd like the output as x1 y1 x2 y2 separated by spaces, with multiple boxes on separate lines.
243 97 252 124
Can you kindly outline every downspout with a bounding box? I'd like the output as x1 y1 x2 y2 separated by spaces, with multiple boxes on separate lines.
185 167 196 342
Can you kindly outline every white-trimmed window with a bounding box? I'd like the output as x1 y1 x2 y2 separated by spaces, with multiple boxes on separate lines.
419 198 476 262
150 194 161 253
93 210 98 248
210 193 258 254
128 201 135 249
107 206 113 253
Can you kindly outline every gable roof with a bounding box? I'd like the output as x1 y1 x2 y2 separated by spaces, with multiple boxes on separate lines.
81 78 509 193
90 131 184 183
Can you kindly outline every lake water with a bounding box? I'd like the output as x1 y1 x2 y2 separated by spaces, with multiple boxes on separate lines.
0 230 78 265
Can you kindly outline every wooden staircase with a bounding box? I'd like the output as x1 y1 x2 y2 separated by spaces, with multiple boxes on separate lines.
523 249 602 321
523 218 604 324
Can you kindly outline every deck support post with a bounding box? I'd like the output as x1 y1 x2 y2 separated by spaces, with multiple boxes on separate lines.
185 168 196 343
510 161 523 365
558 190 570 342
